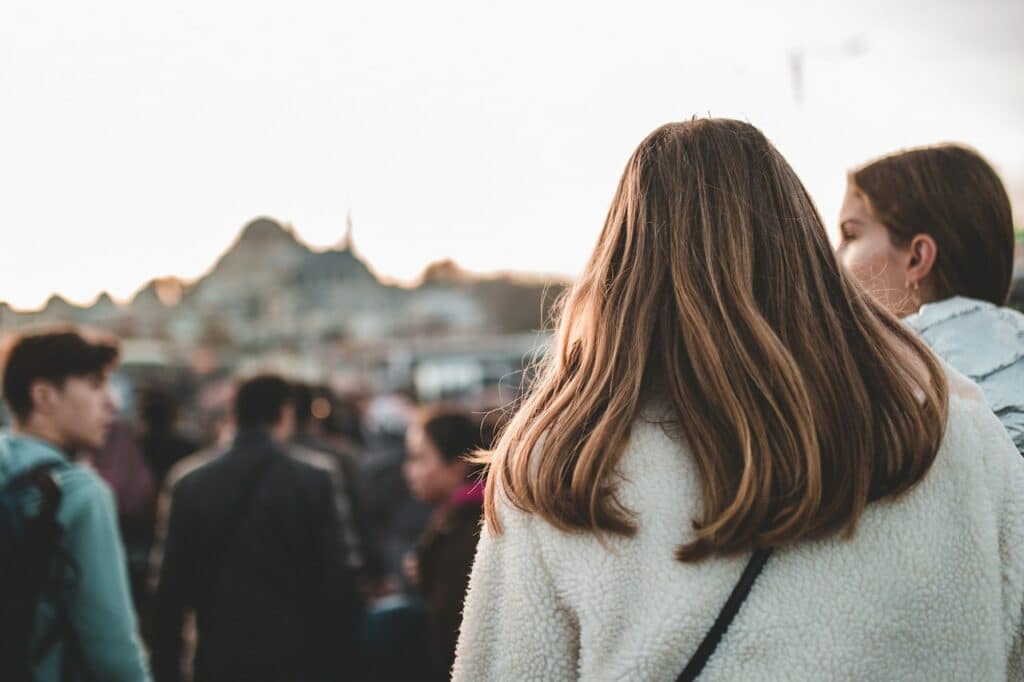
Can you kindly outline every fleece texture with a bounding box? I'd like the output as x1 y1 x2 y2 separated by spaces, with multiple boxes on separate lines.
453 380 1024 680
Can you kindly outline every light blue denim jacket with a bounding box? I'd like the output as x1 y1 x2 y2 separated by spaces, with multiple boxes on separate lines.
905 296 1024 454
0 434 151 681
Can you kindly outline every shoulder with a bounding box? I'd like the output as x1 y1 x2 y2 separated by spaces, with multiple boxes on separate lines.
904 295 1024 335
0 440 112 517
164 447 220 493
939 374 1023 499
908 298 1024 379
287 444 338 475
275 448 335 502
51 463 118 528
55 462 113 503
940 360 986 403
905 296 987 331
169 447 241 506
171 452 218 496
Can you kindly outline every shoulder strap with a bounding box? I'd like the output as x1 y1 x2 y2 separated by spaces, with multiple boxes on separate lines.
2 463 69 666
677 547 772 682
2 460 66 497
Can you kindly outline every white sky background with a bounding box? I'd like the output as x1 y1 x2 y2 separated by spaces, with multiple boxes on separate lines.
1 0 1021 310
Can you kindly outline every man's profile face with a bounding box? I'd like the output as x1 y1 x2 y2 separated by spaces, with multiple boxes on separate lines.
51 370 117 451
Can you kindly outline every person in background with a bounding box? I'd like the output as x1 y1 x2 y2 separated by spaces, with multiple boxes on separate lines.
84 419 156 620
0 328 150 681
144 405 233 680
147 388 370 680
87 421 156 527
358 393 432 587
147 404 234 600
151 374 362 682
402 407 485 681
323 393 367 454
837 144 1024 453
354 394 432 681
292 383 385 587
137 386 198 492
453 120 1024 680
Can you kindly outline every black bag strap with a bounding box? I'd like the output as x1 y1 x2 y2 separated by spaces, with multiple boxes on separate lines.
677 547 772 682
0 462 71 671
2 461 92 682
2 460 65 499
27 465 66 662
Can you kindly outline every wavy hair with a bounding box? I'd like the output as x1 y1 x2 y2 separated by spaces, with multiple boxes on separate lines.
482 118 948 561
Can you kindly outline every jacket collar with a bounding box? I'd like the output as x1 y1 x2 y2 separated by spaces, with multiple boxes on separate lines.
228 429 290 465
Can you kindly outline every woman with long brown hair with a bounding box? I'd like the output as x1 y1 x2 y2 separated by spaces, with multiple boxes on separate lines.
837 145 1024 454
452 119 1024 680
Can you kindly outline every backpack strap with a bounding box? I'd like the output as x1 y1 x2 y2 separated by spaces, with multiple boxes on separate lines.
676 547 772 682
27 465 92 682
2 460 65 498
30 463 63 517
1 461 71 675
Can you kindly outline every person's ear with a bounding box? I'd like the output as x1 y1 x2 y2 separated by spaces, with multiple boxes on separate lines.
905 233 938 287
29 380 60 417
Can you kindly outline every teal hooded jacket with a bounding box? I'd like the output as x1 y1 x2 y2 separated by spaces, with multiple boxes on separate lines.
0 434 150 681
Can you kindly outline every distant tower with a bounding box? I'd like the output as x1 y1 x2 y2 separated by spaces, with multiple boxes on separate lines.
342 212 354 251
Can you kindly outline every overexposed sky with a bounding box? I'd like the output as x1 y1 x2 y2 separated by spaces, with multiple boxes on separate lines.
2 0 1021 310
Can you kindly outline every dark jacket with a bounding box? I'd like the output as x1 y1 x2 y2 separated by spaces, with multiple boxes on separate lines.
140 429 198 491
151 430 362 682
415 484 484 681
293 430 386 582
359 434 432 584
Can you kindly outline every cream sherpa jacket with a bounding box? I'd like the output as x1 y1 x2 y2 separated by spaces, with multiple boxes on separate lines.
453 374 1024 681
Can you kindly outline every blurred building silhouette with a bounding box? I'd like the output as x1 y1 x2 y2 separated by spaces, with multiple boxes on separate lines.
0 217 561 400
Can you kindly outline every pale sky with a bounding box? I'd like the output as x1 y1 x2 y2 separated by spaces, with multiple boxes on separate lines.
2 0 1021 310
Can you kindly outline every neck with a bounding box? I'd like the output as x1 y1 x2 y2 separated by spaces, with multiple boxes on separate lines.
13 420 70 454
237 425 286 446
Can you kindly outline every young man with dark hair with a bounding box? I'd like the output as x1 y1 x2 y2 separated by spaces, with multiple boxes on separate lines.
0 328 150 680
151 374 363 682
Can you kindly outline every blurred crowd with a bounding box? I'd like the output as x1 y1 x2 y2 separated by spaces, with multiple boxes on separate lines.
77 370 501 681
3 125 1024 682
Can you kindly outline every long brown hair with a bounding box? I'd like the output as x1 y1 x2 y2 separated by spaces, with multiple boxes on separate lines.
482 119 948 561
851 144 1014 306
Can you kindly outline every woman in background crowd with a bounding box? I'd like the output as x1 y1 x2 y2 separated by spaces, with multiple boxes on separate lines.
837 144 1024 453
402 407 485 681
453 119 1024 680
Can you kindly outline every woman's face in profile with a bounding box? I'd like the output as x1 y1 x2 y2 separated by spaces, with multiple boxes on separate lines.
836 182 917 317
403 424 465 505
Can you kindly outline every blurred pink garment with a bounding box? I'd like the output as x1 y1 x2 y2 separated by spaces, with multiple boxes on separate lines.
449 479 484 507
88 419 156 520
